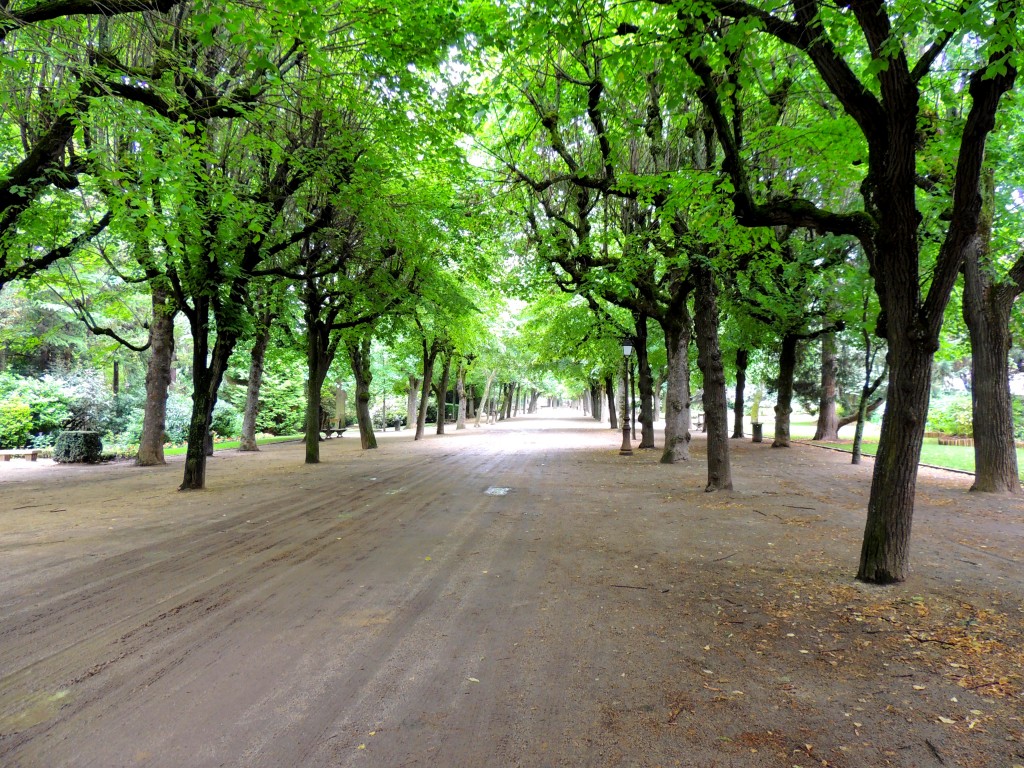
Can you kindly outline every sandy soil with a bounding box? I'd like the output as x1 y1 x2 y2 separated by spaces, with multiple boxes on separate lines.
0 410 1022 768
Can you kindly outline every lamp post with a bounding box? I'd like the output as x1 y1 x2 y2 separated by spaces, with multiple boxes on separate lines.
630 354 637 441
619 338 633 456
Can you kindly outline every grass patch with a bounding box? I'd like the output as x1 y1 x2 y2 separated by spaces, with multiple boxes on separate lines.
162 434 303 457
812 437 1024 479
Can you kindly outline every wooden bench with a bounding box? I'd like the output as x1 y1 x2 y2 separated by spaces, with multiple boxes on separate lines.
0 449 39 461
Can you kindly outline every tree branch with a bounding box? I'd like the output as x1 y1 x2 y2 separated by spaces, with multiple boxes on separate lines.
0 0 179 40
1 210 111 288
838 396 884 428
922 27 1017 333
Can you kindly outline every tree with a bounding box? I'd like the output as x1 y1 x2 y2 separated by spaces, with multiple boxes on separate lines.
0 2 183 293
961 170 1024 492
664 0 1018 582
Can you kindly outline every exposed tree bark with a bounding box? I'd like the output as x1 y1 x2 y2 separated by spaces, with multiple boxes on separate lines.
660 309 692 463
347 333 378 450
590 381 603 421
732 348 748 439
773 334 799 448
962 170 1022 493
842 398 884 431
0 0 180 40
530 389 540 413
813 333 840 441
605 375 618 430
415 340 440 440
434 352 453 435
475 371 495 427
506 383 515 419
456 362 468 430
693 263 731 491
303 312 340 465
136 281 176 465
857 342 933 582
407 375 420 432
180 297 235 490
634 317 656 449
238 310 273 452
652 367 666 424
852 329 887 466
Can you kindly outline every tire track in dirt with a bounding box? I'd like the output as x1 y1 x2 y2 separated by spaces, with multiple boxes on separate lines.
0 442 507 762
3 421 1022 768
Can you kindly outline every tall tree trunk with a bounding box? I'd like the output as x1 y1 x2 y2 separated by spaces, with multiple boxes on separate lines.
476 371 495 427
503 383 515 420
693 264 731 491
652 368 666 425
467 383 476 420
773 334 799 448
239 311 272 452
347 334 377 450
605 376 618 430
181 375 214 490
137 282 176 466
857 343 933 583
529 389 540 413
435 352 452 435
813 333 840 441
660 313 691 463
963 301 1019 492
634 318 656 449
416 340 440 440
180 300 236 490
303 323 335 465
732 348 748 439
456 362 468 430
962 169 1021 493
407 375 420 432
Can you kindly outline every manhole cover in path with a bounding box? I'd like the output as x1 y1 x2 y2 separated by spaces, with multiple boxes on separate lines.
484 487 512 496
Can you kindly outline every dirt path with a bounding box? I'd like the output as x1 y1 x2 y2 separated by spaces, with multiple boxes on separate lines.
0 411 1022 767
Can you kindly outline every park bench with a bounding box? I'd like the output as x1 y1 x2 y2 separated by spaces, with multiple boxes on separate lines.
318 408 346 439
695 412 705 430
0 448 39 461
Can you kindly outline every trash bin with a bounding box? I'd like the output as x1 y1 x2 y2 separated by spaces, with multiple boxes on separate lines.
751 423 763 443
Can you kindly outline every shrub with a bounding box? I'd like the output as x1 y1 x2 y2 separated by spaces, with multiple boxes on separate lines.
211 400 242 438
53 430 103 463
0 372 70 439
1014 396 1023 442
926 395 973 437
0 397 33 448
373 408 408 429
163 392 194 444
29 431 57 448
48 371 114 431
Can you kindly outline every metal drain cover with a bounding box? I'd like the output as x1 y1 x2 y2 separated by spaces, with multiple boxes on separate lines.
484 487 512 496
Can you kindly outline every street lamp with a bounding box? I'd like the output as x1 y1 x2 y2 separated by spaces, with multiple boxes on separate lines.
619 338 633 456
